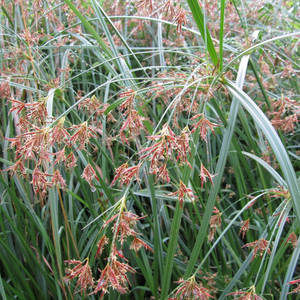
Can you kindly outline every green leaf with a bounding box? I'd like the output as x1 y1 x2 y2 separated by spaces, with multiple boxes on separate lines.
63 0 115 62
225 79 300 226
184 53 252 279
186 0 219 66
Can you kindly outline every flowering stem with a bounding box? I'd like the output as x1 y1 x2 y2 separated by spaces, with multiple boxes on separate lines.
57 186 80 259
19 1 40 100
107 195 127 256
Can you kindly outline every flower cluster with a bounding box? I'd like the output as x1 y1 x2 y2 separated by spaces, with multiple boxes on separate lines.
199 164 215 189
77 93 114 121
111 163 142 187
81 164 99 191
167 180 197 208
268 96 300 134
227 286 263 300
103 209 152 249
139 124 192 183
239 219 250 239
190 114 218 142
91 246 137 297
64 198 153 297
168 276 214 300
208 207 222 242
285 232 298 249
64 259 94 297
5 93 113 196
287 277 300 294
93 206 153 295
117 89 147 145
242 238 271 262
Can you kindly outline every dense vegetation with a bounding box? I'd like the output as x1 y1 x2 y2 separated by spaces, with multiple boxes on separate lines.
0 0 300 299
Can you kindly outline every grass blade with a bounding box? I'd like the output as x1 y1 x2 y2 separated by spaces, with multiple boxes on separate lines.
184 53 252 278
224 79 300 226
186 0 218 66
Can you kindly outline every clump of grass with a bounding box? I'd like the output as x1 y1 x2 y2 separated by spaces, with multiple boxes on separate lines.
1 0 300 299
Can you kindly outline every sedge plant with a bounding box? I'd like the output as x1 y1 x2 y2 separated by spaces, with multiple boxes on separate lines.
1 0 300 299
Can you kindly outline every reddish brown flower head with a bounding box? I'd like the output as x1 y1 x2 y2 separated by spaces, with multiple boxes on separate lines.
121 211 147 226
7 98 26 115
135 0 153 14
69 122 97 151
118 89 136 112
163 0 175 17
113 214 142 244
5 159 26 177
111 163 141 187
51 148 66 166
152 162 170 184
25 99 48 123
81 164 99 191
271 114 298 134
103 210 148 246
78 95 115 122
18 117 33 133
239 219 250 239
91 247 136 297
31 167 53 196
111 163 128 187
167 180 197 208
227 286 263 299
49 117 70 146
120 110 147 145
79 95 102 114
285 232 298 249
52 169 67 191
0 80 11 98
190 114 218 142
65 152 77 170
203 272 217 288
269 184 290 199
200 165 215 189
139 124 177 163
208 207 222 242
287 277 300 294
173 8 188 34
175 127 192 168
130 236 154 255
242 238 271 261
93 265 122 297
281 61 299 79
268 96 300 134
139 124 192 181
170 275 214 300
18 127 50 161
5 137 23 158
95 235 109 258
64 258 94 296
